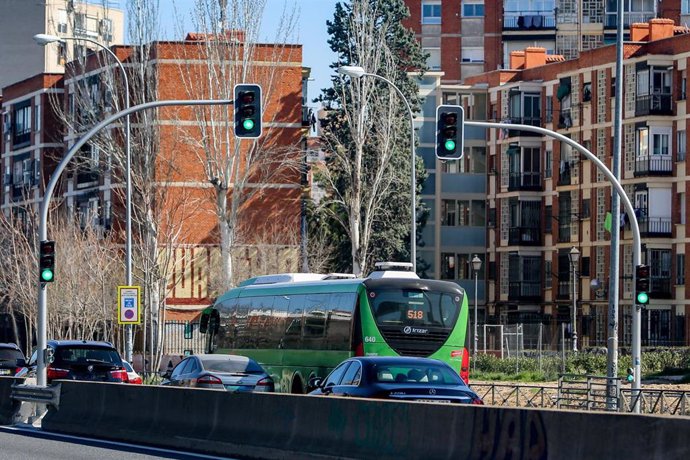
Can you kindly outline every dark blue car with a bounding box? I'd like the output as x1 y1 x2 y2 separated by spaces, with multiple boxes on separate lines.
309 356 483 405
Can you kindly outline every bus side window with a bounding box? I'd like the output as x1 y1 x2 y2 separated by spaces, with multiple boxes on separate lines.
326 293 355 351
271 295 289 349
281 294 305 349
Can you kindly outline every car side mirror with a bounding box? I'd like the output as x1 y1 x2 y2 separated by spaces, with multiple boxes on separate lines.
308 376 322 391
160 370 172 380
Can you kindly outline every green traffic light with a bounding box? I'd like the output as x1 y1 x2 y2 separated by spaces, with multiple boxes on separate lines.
636 292 649 304
41 269 54 282
626 374 634 383
243 119 255 131
444 139 456 151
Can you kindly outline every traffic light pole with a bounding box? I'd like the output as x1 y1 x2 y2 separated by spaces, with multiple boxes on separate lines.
36 98 233 387
465 120 643 412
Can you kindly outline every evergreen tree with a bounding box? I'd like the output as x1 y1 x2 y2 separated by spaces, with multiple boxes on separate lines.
314 0 428 276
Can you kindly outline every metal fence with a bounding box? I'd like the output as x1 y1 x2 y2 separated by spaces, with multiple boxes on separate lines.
472 375 690 416
163 321 206 356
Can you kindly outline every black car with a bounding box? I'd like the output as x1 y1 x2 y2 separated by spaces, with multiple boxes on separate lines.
0 343 26 377
309 356 483 405
26 340 128 384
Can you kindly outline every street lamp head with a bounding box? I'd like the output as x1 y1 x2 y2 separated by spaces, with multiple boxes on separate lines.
337 65 366 78
472 255 482 272
33 34 64 46
569 246 580 265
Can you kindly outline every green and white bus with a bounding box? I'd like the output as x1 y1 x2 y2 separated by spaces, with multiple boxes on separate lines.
199 263 470 393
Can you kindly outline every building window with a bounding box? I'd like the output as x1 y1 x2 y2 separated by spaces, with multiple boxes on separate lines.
424 47 441 70
545 205 552 234
680 71 687 100
422 1 442 24
442 200 456 226
680 192 686 225
581 199 591 219
582 82 592 102
677 254 685 285
678 130 686 162
462 48 484 63
463 2 485 17
545 260 552 289
545 150 552 177
581 256 590 277
12 102 31 145
441 199 486 226
441 253 455 279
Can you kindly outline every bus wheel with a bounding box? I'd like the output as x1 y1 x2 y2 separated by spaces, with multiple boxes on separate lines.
291 376 304 394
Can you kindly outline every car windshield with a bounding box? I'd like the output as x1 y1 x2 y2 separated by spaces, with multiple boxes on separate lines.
0 349 22 361
55 346 122 366
201 358 263 374
370 362 464 385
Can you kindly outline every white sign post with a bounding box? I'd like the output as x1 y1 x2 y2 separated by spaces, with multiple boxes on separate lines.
118 286 141 325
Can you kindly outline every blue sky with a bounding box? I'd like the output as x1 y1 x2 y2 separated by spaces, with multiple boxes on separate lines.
155 0 339 103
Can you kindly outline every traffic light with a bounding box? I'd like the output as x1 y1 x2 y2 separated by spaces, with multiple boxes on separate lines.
435 104 464 160
635 264 650 305
234 84 262 139
39 240 55 283
626 367 635 383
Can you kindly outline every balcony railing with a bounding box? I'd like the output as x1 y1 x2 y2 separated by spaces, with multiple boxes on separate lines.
508 116 542 136
639 216 672 237
557 280 571 300
508 226 542 246
604 12 655 28
558 223 571 243
635 94 673 116
508 171 542 191
508 281 543 301
504 11 556 30
634 156 673 177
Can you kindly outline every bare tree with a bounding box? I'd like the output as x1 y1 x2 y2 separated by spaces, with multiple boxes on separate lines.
318 0 424 276
175 0 303 290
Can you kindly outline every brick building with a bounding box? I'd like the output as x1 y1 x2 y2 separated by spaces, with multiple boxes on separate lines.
1 35 309 323
456 19 690 348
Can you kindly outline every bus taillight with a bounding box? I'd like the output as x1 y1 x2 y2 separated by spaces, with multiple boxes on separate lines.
460 348 470 384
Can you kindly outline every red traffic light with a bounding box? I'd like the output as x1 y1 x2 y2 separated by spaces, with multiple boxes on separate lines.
442 112 457 125
239 91 256 104
635 264 650 279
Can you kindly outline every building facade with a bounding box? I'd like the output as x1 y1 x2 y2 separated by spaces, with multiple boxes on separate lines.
461 19 690 348
0 0 124 93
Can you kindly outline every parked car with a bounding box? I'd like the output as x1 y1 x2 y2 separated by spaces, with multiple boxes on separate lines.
309 356 484 405
161 354 274 392
26 340 128 384
0 343 26 376
122 361 143 384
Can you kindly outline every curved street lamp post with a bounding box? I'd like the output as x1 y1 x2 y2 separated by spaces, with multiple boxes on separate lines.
337 65 417 273
33 33 135 362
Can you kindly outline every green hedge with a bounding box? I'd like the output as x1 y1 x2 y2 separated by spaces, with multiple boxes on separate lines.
472 348 690 382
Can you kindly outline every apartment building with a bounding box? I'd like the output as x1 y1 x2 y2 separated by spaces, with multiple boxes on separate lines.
457 18 690 348
0 0 124 93
1 35 308 316
403 0 682 82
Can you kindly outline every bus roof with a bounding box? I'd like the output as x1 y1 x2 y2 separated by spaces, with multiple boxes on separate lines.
216 278 365 302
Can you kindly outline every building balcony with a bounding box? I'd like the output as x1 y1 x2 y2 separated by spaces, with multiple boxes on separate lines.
639 216 672 237
650 277 672 299
635 94 673 116
556 280 572 300
508 171 542 191
604 12 655 29
508 226 542 246
557 224 571 243
634 156 673 177
508 281 543 301
508 116 541 136
503 12 556 30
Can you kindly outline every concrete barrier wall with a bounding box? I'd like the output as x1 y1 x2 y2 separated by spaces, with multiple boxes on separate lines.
42 381 690 460
0 376 25 425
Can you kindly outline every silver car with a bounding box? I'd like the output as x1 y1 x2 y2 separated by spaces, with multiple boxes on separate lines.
161 354 274 392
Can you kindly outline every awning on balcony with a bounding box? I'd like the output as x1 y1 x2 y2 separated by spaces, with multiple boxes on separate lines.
556 78 571 101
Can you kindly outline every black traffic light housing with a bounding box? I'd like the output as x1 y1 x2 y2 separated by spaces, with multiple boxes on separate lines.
39 240 55 283
635 264 650 305
435 104 464 160
234 84 262 139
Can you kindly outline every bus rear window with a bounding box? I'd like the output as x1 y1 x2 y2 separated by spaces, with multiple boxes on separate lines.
367 288 460 328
